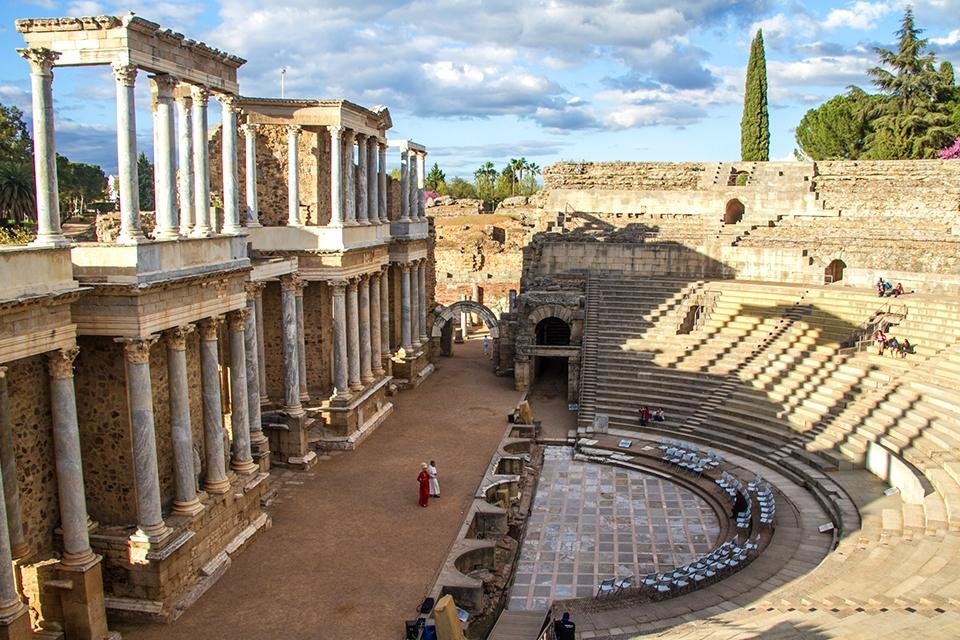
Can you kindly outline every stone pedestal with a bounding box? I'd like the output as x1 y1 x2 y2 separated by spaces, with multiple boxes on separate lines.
0 608 30 640
262 412 315 469
391 350 434 390
55 558 111 640
317 378 392 450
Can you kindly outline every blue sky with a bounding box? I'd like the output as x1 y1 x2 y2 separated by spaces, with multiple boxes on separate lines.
1 1 958 178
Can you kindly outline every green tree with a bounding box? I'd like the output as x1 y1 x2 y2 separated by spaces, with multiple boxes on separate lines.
0 104 31 165
425 162 446 192
137 152 154 211
520 162 542 196
444 177 478 199
57 154 107 217
473 162 497 204
740 29 770 161
795 89 879 159
0 161 35 225
865 7 955 158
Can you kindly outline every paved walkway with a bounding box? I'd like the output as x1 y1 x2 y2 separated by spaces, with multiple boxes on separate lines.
119 339 520 640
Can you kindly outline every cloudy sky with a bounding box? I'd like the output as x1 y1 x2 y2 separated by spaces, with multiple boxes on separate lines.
1 0 958 177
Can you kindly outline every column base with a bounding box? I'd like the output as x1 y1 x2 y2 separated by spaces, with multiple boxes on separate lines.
133 523 175 546
10 543 29 561
298 391 311 402
283 403 305 418
230 458 259 475
152 229 181 241
361 373 374 384
189 227 215 238
29 233 71 248
245 220 262 228
348 382 362 392
117 231 149 244
0 604 30 640
172 498 205 517
344 219 359 226
55 555 111 640
204 478 232 495
221 225 247 235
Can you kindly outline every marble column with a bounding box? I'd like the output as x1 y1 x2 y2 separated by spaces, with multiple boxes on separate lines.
191 85 213 237
380 267 391 362
359 275 373 384
331 282 349 398
0 446 24 621
287 125 302 227
418 260 429 344
118 337 172 542
378 142 388 224
399 150 411 222
175 90 195 236
113 63 144 244
46 348 96 566
151 74 179 240
19 48 67 247
227 311 256 474
410 261 421 349
220 95 242 235
198 318 230 494
328 126 343 227
370 273 383 376
0 370 23 620
400 264 413 353
242 123 261 227
295 280 309 402
343 129 357 225
164 326 203 516
408 151 418 222
367 137 378 224
0 369 27 558
244 285 267 446
280 276 303 415
347 280 362 390
416 151 427 220
356 133 369 225
254 284 268 404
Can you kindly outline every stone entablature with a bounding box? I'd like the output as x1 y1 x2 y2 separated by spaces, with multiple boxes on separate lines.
240 97 390 139
0 246 80 302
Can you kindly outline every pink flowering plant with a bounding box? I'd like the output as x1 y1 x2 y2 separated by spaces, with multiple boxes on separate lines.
939 137 960 159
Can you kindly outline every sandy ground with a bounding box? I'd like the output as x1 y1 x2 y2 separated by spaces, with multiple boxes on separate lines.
119 338 522 640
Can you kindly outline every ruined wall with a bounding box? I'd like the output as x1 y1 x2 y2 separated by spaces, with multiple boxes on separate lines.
7 355 60 555
543 162 708 191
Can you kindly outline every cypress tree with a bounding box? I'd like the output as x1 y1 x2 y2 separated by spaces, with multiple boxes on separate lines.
741 29 770 161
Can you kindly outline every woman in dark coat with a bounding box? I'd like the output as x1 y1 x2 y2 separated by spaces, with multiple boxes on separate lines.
417 463 431 508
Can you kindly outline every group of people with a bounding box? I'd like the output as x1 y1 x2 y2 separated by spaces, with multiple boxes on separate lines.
638 406 666 426
417 461 440 507
873 329 912 358
876 278 906 298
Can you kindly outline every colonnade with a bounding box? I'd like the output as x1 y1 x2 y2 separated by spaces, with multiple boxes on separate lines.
398 259 429 354
399 147 428 223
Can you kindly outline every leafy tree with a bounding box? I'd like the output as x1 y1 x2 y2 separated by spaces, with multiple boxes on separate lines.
473 161 497 204
425 162 446 192
795 89 879 159
741 29 770 161
864 7 955 158
444 177 478 199
57 154 106 218
0 104 31 165
137 151 154 211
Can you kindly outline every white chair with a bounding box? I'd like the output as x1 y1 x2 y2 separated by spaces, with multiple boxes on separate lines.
596 578 616 597
615 575 634 593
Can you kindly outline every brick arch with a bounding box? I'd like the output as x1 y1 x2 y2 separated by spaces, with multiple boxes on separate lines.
431 300 499 339
526 304 574 329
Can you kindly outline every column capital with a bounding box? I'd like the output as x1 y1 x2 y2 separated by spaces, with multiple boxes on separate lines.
280 273 303 292
191 84 210 106
354 131 367 142
244 280 266 298
111 62 138 87
330 279 348 295
347 278 359 292
116 336 159 364
227 308 251 331
370 271 381 284
343 128 356 143
400 262 412 273
378 140 388 151
198 316 223 341
150 73 177 99
164 325 195 351
327 124 344 138
0 366 5 380
174 86 193 107
287 124 302 136
17 47 59 75
47 347 79 380
241 122 259 137
217 92 241 111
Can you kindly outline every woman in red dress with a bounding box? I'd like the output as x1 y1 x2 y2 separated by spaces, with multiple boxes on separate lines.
417 463 431 507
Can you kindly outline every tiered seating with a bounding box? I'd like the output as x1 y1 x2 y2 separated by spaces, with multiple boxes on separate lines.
561 212 717 245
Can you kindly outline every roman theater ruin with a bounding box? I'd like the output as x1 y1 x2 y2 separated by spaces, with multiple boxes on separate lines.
1 11 959 640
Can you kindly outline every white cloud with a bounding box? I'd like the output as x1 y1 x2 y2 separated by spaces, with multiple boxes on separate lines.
823 1 894 30
751 13 819 43
931 29 960 46
767 55 873 88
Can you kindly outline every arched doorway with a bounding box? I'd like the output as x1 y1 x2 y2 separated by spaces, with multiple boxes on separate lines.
535 317 571 346
431 300 500 368
724 199 744 225
532 317 571 397
824 259 846 284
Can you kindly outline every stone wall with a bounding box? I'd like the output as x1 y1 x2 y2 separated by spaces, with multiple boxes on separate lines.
543 162 708 192
261 281 284 401
304 282 333 395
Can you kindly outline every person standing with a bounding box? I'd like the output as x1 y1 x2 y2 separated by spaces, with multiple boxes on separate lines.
482 335 491 358
417 463 431 508
554 612 576 640
428 460 440 498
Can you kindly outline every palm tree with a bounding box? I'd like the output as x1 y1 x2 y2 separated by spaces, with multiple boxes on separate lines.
0 161 36 224
473 162 497 202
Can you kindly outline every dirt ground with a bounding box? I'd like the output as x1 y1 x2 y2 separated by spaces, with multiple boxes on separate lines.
118 338 521 640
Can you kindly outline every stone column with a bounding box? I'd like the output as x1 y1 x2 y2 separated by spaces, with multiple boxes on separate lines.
0 443 24 622
418 260 429 344
359 275 373 384
227 311 256 474
175 90 195 236
328 125 343 227
378 141 388 224
46 348 96 566
399 150 411 222
400 264 413 353
164 326 203 516
220 95 242 235
113 63 145 244
151 74 179 240
416 151 427 220
343 129 357 225
460 295 468 341
408 151 419 222
254 284 268 404
279 276 303 415
331 282 349 398
287 125 302 227
370 273 383 376
0 369 27 558
410 261 421 349
198 318 230 494
191 85 213 237
380 267 391 361
118 337 172 542
242 123 261 227
367 137 378 224
295 279 309 402
244 285 267 447
347 280 362 390
356 133 369 225
18 48 66 247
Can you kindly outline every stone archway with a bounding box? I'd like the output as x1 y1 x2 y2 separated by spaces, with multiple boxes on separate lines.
431 300 500 339
824 259 846 284
724 199 745 225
